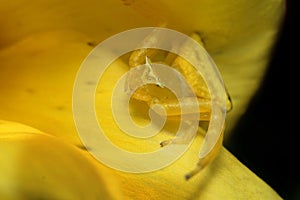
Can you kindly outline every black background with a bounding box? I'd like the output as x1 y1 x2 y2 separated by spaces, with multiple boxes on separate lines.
224 0 299 199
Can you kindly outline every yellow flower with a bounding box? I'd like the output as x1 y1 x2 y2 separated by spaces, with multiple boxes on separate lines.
0 0 285 199
0 120 121 199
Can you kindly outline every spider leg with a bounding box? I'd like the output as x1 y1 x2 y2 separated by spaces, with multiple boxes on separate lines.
185 125 224 180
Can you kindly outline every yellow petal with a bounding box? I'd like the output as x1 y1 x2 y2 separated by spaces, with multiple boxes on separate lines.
0 0 284 138
0 0 285 199
0 120 121 199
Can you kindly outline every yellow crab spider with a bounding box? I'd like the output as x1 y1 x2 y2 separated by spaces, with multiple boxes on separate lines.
124 32 232 180
121 0 232 180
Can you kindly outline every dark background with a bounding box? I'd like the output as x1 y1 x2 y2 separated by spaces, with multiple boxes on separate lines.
224 0 299 199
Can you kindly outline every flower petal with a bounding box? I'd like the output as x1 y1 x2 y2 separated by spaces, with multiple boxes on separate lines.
0 0 285 199
0 120 120 199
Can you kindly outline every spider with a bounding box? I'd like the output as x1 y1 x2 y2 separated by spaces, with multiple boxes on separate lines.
124 30 232 180
121 0 232 180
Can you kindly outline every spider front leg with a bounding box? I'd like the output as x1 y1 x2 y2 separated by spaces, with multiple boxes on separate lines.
147 97 212 147
150 98 209 148
185 125 225 180
148 94 225 180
